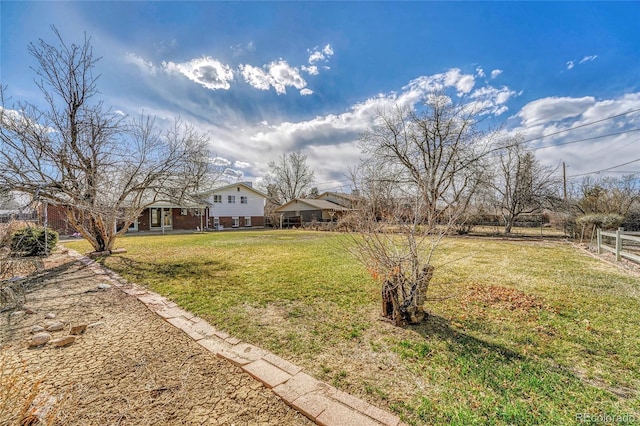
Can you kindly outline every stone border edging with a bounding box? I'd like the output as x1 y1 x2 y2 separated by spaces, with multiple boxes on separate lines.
65 249 405 426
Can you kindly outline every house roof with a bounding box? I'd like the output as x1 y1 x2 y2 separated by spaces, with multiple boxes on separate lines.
201 182 267 199
274 198 351 213
146 200 207 208
316 191 360 201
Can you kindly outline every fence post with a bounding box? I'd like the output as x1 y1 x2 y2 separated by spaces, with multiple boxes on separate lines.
615 227 623 262
597 228 602 254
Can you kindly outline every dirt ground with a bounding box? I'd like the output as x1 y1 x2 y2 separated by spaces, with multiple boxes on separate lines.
0 250 311 425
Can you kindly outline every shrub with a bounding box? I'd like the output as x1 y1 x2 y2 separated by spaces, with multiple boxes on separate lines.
576 213 625 230
0 221 28 249
10 227 58 256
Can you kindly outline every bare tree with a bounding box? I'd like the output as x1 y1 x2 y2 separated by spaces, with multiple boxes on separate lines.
265 151 315 203
346 96 491 326
0 27 212 253
570 174 639 236
488 137 559 233
575 175 639 216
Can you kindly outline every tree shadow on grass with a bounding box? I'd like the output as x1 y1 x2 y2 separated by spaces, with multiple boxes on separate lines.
110 256 234 281
410 313 525 362
405 314 585 400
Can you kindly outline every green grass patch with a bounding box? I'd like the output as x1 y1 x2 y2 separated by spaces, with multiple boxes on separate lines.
66 231 640 425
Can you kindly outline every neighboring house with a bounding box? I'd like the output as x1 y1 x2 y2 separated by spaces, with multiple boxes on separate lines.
43 201 207 235
43 203 76 235
274 198 351 226
205 182 267 229
314 191 360 209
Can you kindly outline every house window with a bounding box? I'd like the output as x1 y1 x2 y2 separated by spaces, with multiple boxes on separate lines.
241 196 247 204
180 208 188 216
213 195 222 203
244 216 251 227
228 196 236 204
213 217 219 228
232 217 239 227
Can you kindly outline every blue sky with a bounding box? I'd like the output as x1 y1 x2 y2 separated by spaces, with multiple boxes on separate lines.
2 1 639 192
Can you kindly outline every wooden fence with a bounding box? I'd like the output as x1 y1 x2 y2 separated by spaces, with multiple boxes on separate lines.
597 228 640 264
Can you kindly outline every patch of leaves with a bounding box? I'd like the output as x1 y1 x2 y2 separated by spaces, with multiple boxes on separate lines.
465 285 546 311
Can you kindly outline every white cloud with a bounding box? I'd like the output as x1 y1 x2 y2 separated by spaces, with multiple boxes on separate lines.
300 88 313 96
125 53 157 75
308 51 325 64
403 68 477 100
125 64 637 188
162 56 234 90
269 61 306 93
246 68 508 157
516 96 596 127
308 44 334 64
491 69 503 79
240 60 307 95
579 55 597 64
114 110 126 116
211 157 231 166
476 67 485 78
223 168 244 179
302 65 319 75
239 64 272 91
456 75 476 95
508 93 640 177
566 55 597 71
468 86 518 115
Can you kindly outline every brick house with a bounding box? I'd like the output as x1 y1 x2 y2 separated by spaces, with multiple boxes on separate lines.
133 201 208 232
42 182 266 235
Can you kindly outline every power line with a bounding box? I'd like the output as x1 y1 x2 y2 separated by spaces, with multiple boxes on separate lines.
532 129 640 151
521 108 640 145
569 158 640 177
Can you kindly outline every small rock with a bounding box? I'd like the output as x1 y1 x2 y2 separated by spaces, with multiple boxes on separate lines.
10 310 25 317
97 283 112 290
24 307 37 314
31 325 45 333
69 324 87 335
51 336 75 347
29 332 51 347
45 322 64 332
8 276 25 282
45 313 56 319
85 288 98 293
88 321 105 328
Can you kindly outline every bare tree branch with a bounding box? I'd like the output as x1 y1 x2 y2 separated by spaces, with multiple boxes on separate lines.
0 27 214 252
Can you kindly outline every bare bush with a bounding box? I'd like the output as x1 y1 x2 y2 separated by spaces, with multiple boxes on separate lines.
347 96 492 325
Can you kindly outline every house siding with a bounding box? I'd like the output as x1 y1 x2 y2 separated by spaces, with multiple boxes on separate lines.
209 215 264 229
206 183 266 229
44 204 75 235
135 207 205 231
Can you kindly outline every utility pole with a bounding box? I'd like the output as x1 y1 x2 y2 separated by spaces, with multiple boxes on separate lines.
562 161 567 202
